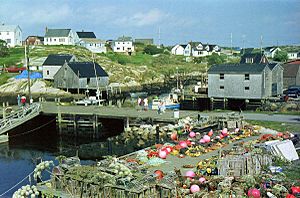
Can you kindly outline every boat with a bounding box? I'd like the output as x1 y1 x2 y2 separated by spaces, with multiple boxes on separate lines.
75 96 105 106
151 93 180 110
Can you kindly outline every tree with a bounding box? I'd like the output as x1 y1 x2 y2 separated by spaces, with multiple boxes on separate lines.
207 52 225 66
0 39 9 57
273 50 288 62
143 45 163 55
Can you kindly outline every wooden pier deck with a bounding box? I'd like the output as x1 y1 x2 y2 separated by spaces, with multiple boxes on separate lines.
40 102 200 123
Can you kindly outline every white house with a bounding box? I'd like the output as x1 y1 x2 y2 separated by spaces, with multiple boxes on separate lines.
287 52 300 60
42 54 77 80
111 36 134 54
76 31 106 53
171 44 187 55
79 38 106 53
184 42 221 57
0 24 22 47
264 46 281 58
44 28 78 45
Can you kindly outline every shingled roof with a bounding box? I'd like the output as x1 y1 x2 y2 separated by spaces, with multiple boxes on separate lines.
45 29 71 37
240 53 269 64
42 54 74 66
283 64 300 78
208 64 269 74
76 32 96 39
68 62 108 78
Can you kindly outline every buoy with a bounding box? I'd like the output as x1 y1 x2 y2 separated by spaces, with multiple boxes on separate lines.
222 128 228 135
158 150 167 159
154 170 164 179
203 135 211 143
199 177 206 183
291 186 300 195
190 184 200 193
208 130 213 137
199 139 206 144
248 188 260 198
185 170 195 178
179 141 188 148
189 131 196 138
171 133 178 141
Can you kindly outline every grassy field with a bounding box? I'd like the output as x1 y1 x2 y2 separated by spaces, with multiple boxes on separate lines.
0 47 25 66
246 120 300 132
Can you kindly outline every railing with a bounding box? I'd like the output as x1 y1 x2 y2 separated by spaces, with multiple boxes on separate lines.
0 103 41 135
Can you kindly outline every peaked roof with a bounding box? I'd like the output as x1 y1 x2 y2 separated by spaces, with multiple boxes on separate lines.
0 24 21 32
116 36 133 42
208 64 269 74
264 46 280 52
267 63 280 70
76 32 96 39
240 53 269 64
283 64 300 78
45 29 71 37
241 48 254 54
68 62 108 78
43 54 74 66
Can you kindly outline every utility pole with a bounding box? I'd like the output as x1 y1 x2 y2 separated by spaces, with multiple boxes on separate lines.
92 53 101 106
260 35 263 55
25 44 31 104
158 27 161 48
230 33 233 55
242 35 246 55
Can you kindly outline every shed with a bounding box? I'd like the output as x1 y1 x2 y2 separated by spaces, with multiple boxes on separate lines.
54 62 109 90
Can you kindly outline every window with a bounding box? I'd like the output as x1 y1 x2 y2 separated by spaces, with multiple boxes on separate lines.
7 32 9 35
54 39 56 41
0 32 1 35
245 86 249 90
6 39 11 44
246 58 253 64
46 70 49 75
117 47 120 50
245 74 250 80
220 86 224 89
220 73 224 79
59 38 65 42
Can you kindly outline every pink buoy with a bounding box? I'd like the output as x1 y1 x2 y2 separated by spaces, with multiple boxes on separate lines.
185 170 196 178
158 150 167 159
203 135 211 143
222 128 228 135
189 131 196 138
190 184 200 193
199 139 206 144
199 177 206 183
248 188 260 198
179 141 187 148
235 128 239 133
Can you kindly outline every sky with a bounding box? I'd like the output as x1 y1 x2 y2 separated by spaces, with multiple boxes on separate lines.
0 0 299 48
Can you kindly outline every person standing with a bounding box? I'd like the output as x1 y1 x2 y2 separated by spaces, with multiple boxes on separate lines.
143 98 148 111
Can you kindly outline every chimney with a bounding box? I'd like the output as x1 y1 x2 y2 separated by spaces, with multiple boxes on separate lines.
45 26 48 33
82 29 84 32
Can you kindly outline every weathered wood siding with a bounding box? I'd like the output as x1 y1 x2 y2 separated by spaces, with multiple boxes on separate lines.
208 73 265 99
54 64 109 89
271 65 283 96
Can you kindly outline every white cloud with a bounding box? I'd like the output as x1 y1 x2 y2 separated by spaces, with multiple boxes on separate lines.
114 9 167 27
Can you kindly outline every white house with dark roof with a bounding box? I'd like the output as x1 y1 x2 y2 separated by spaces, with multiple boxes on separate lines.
0 24 22 47
53 62 109 89
287 52 300 60
184 42 221 57
76 31 106 53
42 54 77 80
44 28 78 45
111 36 134 54
171 44 187 55
263 46 281 58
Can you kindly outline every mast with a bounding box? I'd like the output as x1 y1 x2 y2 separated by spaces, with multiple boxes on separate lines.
25 44 31 104
92 53 101 106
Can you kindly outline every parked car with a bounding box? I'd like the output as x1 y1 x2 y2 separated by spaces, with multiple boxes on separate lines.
285 87 300 98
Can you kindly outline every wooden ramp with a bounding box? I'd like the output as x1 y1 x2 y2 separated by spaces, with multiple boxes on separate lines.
0 103 41 135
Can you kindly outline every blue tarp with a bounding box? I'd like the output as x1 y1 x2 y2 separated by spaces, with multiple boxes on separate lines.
15 70 42 79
